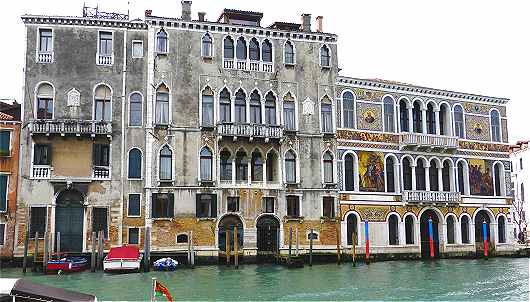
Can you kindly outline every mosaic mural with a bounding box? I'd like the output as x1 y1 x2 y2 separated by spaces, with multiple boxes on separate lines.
465 115 490 141
469 159 494 196
501 119 509 143
458 140 510 152
356 103 383 131
358 151 385 192
336 130 398 144
352 88 386 101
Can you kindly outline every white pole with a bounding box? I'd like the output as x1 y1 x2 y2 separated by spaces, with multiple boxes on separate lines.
151 277 156 302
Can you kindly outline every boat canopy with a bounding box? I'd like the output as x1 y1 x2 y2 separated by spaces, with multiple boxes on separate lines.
1 279 96 302
106 245 140 260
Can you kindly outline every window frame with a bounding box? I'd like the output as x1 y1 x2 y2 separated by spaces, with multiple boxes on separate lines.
127 193 141 217
322 196 335 219
227 196 240 213
319 44 331 68
127 148 143 180
263 196 275 213
383 95 396 133
159 145 173 182
92 207 109 239
128 92 143 127
93 84 112 122
29 206 47 239
284 150 297 184
200 87 215 127
127 227 140 245
36 27 54 63
283 40 296 65
201 33 214 58
131 40 144 58
34 82 55 120
96 30 114 65
282 92 297 131
196 193 217 218
151 193 174 219
341 90 355 129
155 84 170 125
0 174 8 213
199 147 213 182
320 99 333 133
489 108 502 142
322 151 334 184
155 29 168 54
286 195 301 218
93 143 111 167
0 130 12 157
453 104 466 139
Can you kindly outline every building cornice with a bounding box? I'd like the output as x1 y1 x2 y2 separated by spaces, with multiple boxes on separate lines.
21 14 148 29
337 76 509 105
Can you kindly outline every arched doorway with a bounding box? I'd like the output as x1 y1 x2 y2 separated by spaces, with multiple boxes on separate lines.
256 215 279 259
420 209 440 258
218 214 243 251
346 213 358 245
55 189 85 252
474 210 492 254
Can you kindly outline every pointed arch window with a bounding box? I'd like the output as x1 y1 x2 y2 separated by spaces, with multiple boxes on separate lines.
320 45 330 67
200 147 213 181
128 148 142 179
386 156 396 193
219 88 231 123
321 96 333 133
285 150 297 183
235 150 248 182
236 37 247 60
498 216 506 243
156 29 168 53
323 151 334 184
405 215 414 244
442 161 451 191
342 91 355 128
220 150 232 181
250 91 261 124
399 100 409 132
94 84 112 121
344 154 355 191
235 89 247 123
223 36 234 59
461 216 470 243
429 160 439 191
284 41 294 65
155 84 169 125
36 83 54 119
490 110 501 142
265 92 276 125
159 146 172 181
412 101 422 133
416 159 426 190
454 105 465 138
447 216 455 244
201 87 214 127
262 40 272 63
388 214 399 245
249 38 260 61
202 33 213 57
129 92 142 126
283 93 296 131
403 158 413 190
426 103 436 134
383 96 395 132
251 150 263 182
266 151 278 182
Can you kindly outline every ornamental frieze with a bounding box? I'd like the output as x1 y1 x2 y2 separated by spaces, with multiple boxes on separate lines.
351 88 385 101
458 140 510 153
336 130 399 144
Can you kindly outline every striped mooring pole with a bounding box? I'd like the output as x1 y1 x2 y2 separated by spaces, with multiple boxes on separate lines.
364 220 370 263
483 222 488 258
428 217 434 259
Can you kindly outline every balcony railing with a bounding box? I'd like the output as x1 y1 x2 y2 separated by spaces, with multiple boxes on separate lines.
402 190 461 204
96 53 113 65
400 133 458 151
29 120 112 137
222 59 274 73
32 165 51 179
217 123 283 139
93 166 110 180
37 52 53 63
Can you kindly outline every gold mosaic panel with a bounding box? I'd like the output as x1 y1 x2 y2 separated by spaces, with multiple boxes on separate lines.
465 115 490 141
356 103 382 131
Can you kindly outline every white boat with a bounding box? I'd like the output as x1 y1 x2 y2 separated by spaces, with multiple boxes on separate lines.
103 245 143 272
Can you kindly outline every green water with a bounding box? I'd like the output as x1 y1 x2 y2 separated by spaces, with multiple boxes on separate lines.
1 258 528 301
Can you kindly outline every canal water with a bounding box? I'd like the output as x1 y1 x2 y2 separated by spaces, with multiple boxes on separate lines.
1 258 528 301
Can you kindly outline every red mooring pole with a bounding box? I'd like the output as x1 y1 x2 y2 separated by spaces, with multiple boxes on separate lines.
483 222 488 258
364 220 370 264
428 217 434 258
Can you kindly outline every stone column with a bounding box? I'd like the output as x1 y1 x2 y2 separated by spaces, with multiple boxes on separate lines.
411 163 417 190
438 167 444 192
421 109 427 133
424 165 430 192
399 221 406 245
435 109 440 135
455 219 462 244
408 106 413 132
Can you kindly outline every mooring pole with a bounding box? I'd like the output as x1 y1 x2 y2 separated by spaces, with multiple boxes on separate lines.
364 220 370 264
22 227 29 274
336 222 341 265
144 226 151 272
190 230 195 268
295 226 299 256
483 222 488 259
187 231 191 266
42 231 48 274
98 230 104 270
32 231 39 272
288 226 292 264
428 217 434 259
91 231 96 272
150 277 156 302
226 229 231 266
234 226 239 269
309 228 313 266
352 231 356 267
56 232 61 255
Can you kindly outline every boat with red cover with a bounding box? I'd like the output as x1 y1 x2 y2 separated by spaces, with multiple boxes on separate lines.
103 245 142 272
47 254 89 274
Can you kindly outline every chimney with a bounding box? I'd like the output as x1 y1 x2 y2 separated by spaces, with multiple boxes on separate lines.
316 16 323 32
181 1 192 21
301 13 311 32
145 9 152 17
198 12 206 22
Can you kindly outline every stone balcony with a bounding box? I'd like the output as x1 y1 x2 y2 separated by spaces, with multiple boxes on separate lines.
216 123 283 141
223 59 274 73
28 120 112 138
402 190 461 205
31 165 111 181
399 132 458 152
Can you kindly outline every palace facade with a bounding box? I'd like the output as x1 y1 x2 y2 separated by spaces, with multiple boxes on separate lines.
12 2 514 261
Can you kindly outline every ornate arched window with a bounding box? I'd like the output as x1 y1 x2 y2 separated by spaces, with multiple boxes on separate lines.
155 84 169 125
236 37 247 60
439 103 450 135
403 158 413 190
461 216 470 243
128 148 142 179
447 216 455 244
201 87 214 127
429 159 439 191
283 93 296 131
323 151 334 184
235 150 248 182
320 96 333 133
399 99 409 132
249 38 260 61
200 147 212 181
94 84 112 121
129 92 142 126
385 156 397 193
284 41 295 64
235 89 246 123
426 103 436 134
251 150 263 182
320 45 330 67
262 39 272 63
266 151 278 182
223 36 234 59
490 110 501 142
416 158 426 190
219 88 231 123
159 146 172 180
405 215 414 244
457 160 468 195
454 105 465 138
285 150 297 183
442 161 451 191
202 33 213 57
383 96 395 132
342 91 355 128
250 90 261 124
219 150 232 181
265 92 276 125
156 29 168 53
412 101 422 133
36 83 54 119
388 214 399 245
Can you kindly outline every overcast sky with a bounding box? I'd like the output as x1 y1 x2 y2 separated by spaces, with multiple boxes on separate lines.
2 0 528 143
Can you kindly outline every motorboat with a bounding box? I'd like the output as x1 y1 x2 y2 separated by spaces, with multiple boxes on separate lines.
103 245 142 273
153 257 179 271
0 278 97 302
47 255 89 274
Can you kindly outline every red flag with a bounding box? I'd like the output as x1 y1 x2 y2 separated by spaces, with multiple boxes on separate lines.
155 280 173 302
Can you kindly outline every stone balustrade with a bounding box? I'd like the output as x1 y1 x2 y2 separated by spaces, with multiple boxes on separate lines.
402 190 461 204
217 123 283 139
400 132 458 150
29 120 112 137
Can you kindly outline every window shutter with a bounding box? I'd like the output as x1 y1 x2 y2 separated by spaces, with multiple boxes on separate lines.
196 194 200 217
0 175 7 212
211 194 217 218
168 193 174 218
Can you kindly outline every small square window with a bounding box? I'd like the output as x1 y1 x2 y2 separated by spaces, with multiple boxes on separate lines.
227 197 239 212
29 207 46 238
0 131 10 157
128 228 139 245
132 41 143 58
176 233 188 243
196 194 217 218
93 208 108 239
0 223 5 245
287 196 300 218
128 194 141 217
263 197 274 213
322 197 335 218
152 193 174 218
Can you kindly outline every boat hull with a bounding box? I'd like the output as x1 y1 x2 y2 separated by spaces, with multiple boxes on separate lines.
103 260 141 272
47 257 89 273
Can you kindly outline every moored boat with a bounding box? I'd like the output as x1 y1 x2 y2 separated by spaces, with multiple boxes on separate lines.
0 278 97 302
47 255 89 274
153 257 179 271
103 245 142 273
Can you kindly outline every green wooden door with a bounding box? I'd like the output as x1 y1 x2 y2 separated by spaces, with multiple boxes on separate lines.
55 199 84 252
